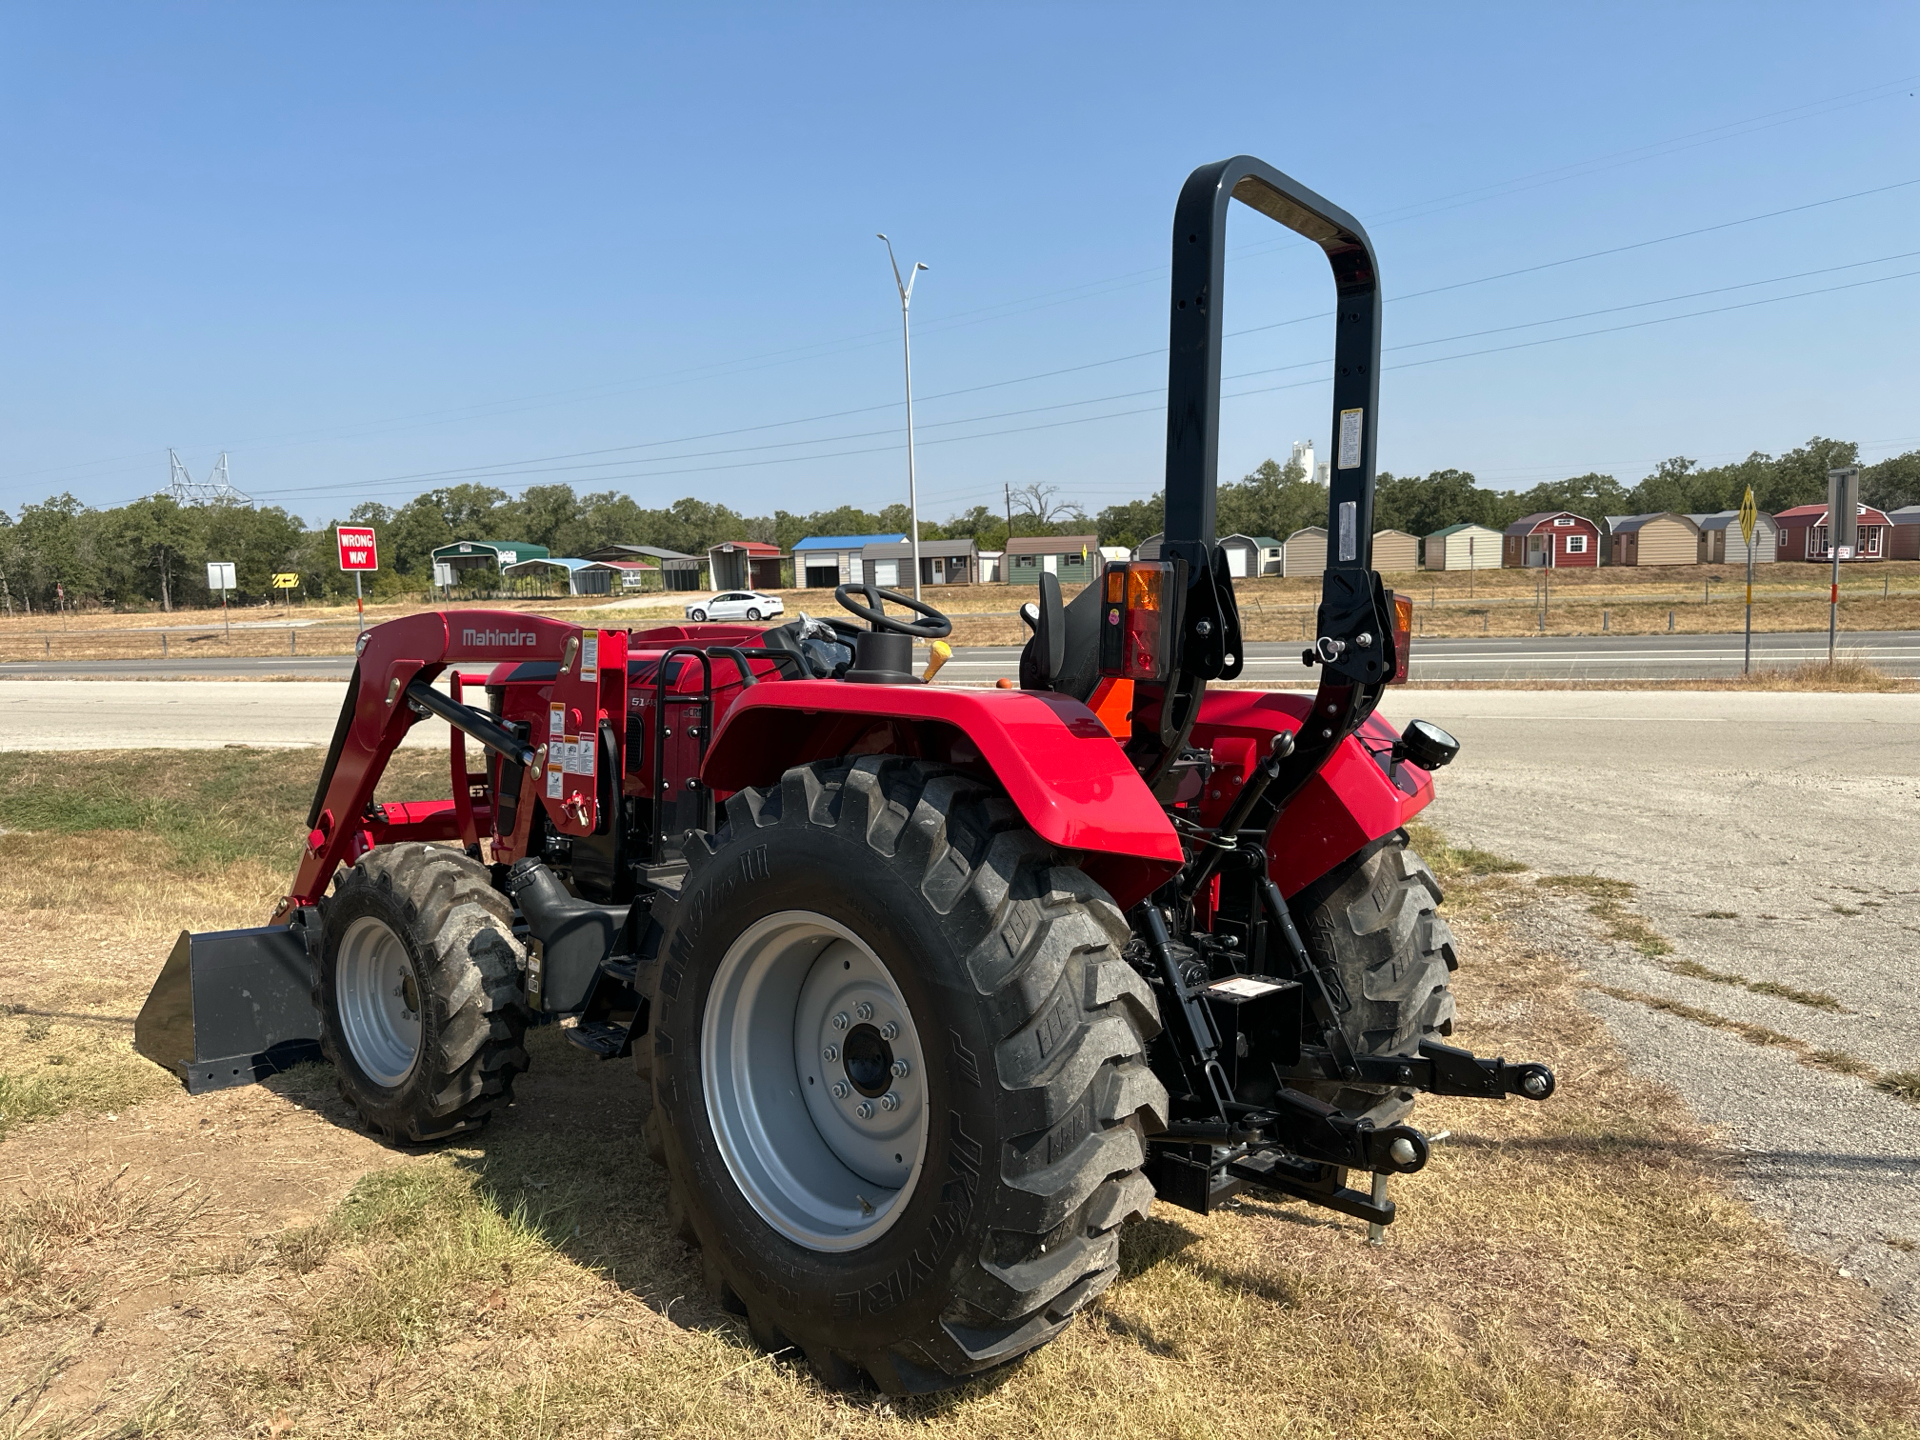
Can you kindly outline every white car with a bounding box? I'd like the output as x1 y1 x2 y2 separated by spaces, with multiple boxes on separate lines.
685 590 785 623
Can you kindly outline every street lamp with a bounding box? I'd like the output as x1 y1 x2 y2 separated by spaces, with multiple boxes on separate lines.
878 234 929 601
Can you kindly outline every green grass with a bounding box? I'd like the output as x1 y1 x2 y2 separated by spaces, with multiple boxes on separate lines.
0 1017 174 1139
1670 960 1848 1013
0 748 449 870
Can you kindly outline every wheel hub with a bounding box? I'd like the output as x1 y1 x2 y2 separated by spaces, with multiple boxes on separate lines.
702 911 930 1251
335 915 423 1088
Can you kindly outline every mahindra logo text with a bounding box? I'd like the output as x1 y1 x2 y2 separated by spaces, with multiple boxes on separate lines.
461 629 539 647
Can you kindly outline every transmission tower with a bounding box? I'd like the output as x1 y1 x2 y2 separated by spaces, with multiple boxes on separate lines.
167 449 252 505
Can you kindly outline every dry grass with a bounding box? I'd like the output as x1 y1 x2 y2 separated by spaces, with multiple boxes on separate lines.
0 754 1912 1435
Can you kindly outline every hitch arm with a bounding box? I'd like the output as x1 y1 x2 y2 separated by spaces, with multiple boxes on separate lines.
1346 1040 1556 1101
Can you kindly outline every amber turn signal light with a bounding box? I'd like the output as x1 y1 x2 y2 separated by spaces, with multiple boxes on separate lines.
1097 561 1177 682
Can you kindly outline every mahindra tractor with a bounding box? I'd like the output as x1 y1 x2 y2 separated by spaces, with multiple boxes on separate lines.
135 157 1553 1395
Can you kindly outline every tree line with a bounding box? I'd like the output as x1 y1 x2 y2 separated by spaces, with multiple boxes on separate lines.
1 436 1914 611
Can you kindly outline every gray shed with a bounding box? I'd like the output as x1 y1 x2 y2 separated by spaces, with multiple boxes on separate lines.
1689 511 1777 565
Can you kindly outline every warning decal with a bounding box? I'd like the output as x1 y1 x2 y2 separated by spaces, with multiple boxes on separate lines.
549 703 565 739
1337 408 1363 469
1208 976 1286 1000
582 635 598 681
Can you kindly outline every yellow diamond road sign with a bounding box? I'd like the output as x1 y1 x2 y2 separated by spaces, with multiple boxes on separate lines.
1738 488 1757 547
271 572 300 589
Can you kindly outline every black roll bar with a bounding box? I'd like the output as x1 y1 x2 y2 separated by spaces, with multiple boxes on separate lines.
1163 155 1382 572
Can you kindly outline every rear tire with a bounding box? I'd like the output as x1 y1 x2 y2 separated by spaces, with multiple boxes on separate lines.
317 843 530 1142
647 757 1166 1394
745 607 762 621
1293 833 1457 1125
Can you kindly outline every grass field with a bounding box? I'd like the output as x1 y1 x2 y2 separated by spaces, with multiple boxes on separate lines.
3 560 1918 660
0 753 1914 1437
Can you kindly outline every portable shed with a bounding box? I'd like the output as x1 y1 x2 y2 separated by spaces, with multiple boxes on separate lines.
1005 534 1098 586
500 557 592 594
1772 503 1891 562
707 540 785 592
578 559 658 592
977 550 1003 583
862 537 981 587
1283 527 1327 579
1887 505 1920 561
792 534 907 589
1371 529 1421 572
1690 511 1778 566
580 543 703 590
1422 523 1502 570
1133 533 1164 560
1605 514 1700 567
432 539 550 577
1218 533 1284 577
1503 512 1599 568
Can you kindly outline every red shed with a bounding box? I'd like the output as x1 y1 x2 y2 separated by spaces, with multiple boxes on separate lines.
1773 503 1891 562
1502 511 1599 568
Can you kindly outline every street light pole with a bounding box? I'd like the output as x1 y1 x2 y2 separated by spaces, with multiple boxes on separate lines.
879 234 929 601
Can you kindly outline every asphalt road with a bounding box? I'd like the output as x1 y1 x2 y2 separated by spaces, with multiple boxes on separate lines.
1397 689 1920 1319
3 628 1917 683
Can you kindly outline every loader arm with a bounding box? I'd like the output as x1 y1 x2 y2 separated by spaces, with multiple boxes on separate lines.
287 611 613 911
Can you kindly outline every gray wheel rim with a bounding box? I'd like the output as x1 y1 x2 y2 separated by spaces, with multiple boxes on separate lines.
702 910 930 1251
335 914 423 1088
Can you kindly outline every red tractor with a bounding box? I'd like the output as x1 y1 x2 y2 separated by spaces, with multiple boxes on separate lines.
136 156 1552 1395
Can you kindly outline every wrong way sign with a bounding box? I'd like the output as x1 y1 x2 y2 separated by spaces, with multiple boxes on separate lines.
337 526 379 571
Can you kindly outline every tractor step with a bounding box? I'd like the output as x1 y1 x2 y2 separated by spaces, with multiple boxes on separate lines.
563 1018 633 1059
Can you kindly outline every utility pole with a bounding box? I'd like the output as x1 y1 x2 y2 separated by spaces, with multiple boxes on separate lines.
1826 467 1859 665
879 234 929 601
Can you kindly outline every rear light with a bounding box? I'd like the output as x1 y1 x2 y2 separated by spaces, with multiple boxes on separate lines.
1389 591 1413 684
1098 561 1176 681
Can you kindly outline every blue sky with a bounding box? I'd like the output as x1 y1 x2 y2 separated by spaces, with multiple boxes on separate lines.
1 3 1916 526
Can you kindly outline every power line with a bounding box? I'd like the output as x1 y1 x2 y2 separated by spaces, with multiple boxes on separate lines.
251 247 1920 500
10 76 1916 498
263 255 1920 506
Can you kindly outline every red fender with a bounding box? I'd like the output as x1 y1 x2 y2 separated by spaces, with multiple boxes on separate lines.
701 680 1182 909
1188 689 1436 897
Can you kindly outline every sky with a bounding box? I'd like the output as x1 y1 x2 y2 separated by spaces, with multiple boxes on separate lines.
1 3 1916 528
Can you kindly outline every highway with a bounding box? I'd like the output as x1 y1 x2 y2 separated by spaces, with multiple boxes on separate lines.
4 628 1915 684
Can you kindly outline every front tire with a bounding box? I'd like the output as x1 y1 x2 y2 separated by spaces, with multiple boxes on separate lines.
689 608 708 622
317 843 530 1142
648 757 1166 1394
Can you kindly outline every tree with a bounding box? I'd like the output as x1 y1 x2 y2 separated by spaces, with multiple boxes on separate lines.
1094 493 1162 550
1009 482 1085 532
1217 457 1324 541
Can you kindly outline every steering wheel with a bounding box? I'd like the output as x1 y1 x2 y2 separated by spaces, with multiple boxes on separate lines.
834 582 953 639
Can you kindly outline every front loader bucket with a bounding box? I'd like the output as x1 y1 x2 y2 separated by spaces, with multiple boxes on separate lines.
134 927 324 1094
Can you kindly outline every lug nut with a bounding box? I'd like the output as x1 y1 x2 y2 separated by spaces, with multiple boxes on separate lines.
831 1081 849 1099
879 1020 899 1041
880 1091 900 1111
831 1012 849 1031
1388 1137 1419 1167
855 1001 875 1021
856 1101 875 1120
890 1058 910 1078
822 1044 839 1063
